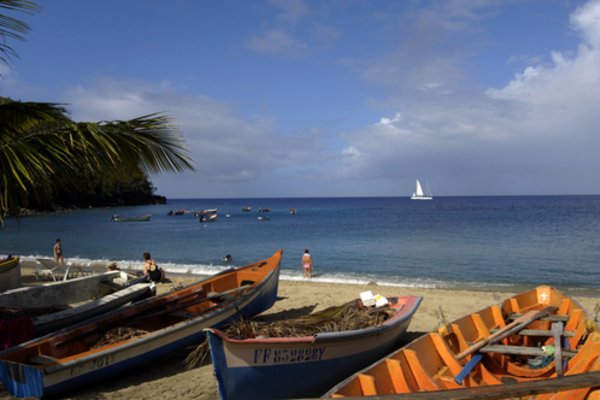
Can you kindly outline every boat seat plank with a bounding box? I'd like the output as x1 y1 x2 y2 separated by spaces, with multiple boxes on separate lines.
490 328 575 337
507 313 569 322
456 307 558 360
479 344 577 358
28 355 59 365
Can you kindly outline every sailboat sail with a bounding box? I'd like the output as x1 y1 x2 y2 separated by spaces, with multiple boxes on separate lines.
411 179 432 200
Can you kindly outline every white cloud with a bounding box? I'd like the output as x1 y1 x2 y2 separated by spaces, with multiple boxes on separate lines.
337 0 600 195
64 79 321 197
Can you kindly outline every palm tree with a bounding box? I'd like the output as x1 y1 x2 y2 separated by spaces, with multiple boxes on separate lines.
0 2 195 223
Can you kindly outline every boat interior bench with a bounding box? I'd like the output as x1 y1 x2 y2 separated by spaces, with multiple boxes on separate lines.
28 354 59 365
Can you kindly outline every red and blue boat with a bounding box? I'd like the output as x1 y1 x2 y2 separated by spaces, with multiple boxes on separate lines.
0 250 282 398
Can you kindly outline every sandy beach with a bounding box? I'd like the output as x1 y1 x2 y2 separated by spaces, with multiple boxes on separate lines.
1 266 598 400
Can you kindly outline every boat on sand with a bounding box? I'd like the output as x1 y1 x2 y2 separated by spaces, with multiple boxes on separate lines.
0 257 20 292
204 294 422 400
0 271 152 345
323 285 599 399
0 250 282 398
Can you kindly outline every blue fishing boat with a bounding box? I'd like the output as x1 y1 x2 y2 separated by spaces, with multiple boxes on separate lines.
0 250 283 398
204 294 422 399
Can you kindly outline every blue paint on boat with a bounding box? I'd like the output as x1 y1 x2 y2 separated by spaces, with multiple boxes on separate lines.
206 295 422 400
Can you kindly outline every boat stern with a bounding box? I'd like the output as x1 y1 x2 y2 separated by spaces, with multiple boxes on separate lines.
0 360 45 398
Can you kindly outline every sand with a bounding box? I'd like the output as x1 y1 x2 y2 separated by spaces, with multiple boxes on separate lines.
1 267 598 400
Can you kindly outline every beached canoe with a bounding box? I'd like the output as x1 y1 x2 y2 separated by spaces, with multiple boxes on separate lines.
324 285 600 399
0 257 20 292
0 250 282 398
205 294 423 400
0 270 136 309
0 272 152 347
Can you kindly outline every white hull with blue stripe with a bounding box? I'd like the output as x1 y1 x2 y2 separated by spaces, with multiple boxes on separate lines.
205 294 422 399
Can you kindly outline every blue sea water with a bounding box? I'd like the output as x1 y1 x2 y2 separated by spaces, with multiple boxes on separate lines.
1 196 599 295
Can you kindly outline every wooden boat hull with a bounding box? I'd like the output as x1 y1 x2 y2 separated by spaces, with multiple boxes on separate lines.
205 295 422 400
0 273 152 348
0 270 130 309
0 257 20 292
0 250 282 398
324 285 599 399
32 282 153 336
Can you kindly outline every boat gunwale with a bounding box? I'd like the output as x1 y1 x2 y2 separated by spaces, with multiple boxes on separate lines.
0 251 282 370
205 295 423 345
322 285 597 398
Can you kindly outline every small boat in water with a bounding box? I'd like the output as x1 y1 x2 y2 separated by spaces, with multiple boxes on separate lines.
205 294 423 400
0 250 282 398
0 257 20 292
324 285 599 399
110 214 151 222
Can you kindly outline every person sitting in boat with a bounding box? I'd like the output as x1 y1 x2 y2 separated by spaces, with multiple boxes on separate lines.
143 252 165 283
106 262 120 271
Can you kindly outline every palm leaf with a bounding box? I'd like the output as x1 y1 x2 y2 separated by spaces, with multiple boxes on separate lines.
0 99 194 223
0 0 38 67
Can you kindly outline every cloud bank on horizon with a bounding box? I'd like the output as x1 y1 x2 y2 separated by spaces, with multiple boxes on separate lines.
3 0 600 198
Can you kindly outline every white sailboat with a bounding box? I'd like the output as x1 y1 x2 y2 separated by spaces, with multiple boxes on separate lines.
410 179 433 200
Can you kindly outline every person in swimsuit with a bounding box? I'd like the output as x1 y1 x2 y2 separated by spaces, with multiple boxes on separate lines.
301 249 314 278
53 239 65 267
143 252 164 283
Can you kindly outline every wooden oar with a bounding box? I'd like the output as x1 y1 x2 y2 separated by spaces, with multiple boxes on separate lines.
456 306 558 360
454 306 557 384
133 284 252 321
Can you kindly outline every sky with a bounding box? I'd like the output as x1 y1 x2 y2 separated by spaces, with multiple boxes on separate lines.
2 0 600 198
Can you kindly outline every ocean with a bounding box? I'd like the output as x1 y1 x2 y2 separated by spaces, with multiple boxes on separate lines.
1 196 599 295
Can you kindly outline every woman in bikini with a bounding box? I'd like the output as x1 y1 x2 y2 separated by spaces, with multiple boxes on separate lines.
301 249 314 278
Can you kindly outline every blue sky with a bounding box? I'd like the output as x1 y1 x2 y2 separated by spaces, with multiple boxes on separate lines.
3 0 600 198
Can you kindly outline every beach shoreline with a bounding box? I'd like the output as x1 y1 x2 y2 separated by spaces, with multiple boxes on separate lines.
1 262 598 399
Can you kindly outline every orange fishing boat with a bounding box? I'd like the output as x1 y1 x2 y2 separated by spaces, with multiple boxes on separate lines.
324 285 599 399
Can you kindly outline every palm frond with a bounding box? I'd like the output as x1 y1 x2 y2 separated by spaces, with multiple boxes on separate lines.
0 0 38 66
1 100 194 223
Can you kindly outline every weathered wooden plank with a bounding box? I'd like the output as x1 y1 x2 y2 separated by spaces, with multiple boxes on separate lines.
479 344 577 358
490 328 575 337
552 322 564 376
456 306 557 360
507 312 569 322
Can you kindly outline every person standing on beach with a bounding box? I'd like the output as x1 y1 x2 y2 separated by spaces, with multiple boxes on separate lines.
143 252 165 283
53 239 64 267
302 249 314 278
